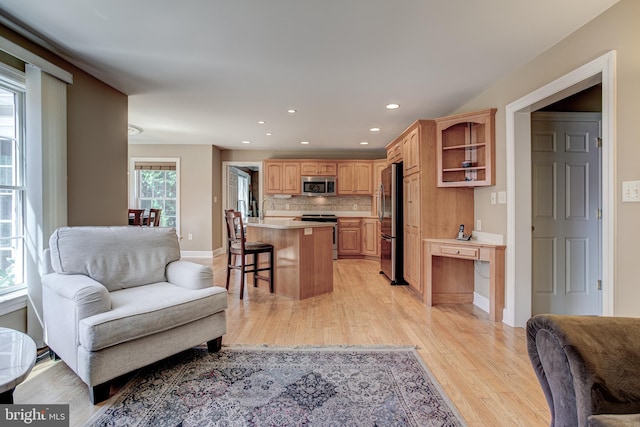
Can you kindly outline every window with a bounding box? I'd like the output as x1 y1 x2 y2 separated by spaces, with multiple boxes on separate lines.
0 76 25 296
133 160 179 228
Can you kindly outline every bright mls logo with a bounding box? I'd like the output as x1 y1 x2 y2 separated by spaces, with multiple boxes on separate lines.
1 405 69 426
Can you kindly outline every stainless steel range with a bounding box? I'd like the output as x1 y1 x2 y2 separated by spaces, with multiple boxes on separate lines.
300 214 338 260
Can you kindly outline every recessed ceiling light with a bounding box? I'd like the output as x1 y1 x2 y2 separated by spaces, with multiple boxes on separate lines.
128 124 143 135
300 141 309 145
386 103 400 109
287 109 297 114
360 141 369 145
369 127 381 132
241 140 251 144
266 133 272 136
257 120 266 124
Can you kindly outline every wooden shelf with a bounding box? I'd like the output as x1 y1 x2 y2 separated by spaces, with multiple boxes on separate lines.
435 109 496 187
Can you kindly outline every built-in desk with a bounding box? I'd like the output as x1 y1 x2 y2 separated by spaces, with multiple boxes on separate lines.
423 239 506 322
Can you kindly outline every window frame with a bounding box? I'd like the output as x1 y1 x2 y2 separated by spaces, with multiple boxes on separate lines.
129 157 180 234
0 63 26 297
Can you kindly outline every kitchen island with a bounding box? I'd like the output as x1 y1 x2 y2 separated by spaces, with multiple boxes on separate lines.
245 218 334 299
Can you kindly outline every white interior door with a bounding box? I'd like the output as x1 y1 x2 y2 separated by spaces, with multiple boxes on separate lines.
227 168 238 213
531 112 602 315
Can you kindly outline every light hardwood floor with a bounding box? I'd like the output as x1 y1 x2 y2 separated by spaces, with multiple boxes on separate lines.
16 256 550 426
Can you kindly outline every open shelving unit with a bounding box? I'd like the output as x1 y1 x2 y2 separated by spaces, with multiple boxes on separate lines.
435 108 496 187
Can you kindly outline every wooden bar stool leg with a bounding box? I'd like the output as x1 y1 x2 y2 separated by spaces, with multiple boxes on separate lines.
239 254 246 299
226 252 232 291
269 248 274 293
253 253 259 288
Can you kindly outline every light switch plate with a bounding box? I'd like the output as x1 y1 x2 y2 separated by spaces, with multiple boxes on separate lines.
490 192 496 204
622 180 640 202
498 191 507 204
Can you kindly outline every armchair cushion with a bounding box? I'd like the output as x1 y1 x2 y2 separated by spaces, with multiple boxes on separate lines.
79 282 227 351
49 226 180 291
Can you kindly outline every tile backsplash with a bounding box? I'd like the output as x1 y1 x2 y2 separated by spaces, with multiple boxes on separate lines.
264 195 372 214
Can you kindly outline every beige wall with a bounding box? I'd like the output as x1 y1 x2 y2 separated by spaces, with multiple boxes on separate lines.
456 0 640 316
0 25 129 227
221 149 386 162
0 308 27 332
128 144 214 253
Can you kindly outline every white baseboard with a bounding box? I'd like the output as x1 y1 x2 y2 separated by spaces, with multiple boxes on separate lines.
181 250 214 258
473 292 490 314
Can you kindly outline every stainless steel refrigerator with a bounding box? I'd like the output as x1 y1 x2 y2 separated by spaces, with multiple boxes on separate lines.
379 163 405 285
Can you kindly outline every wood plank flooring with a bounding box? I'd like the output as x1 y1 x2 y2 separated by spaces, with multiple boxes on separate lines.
15 256 550 426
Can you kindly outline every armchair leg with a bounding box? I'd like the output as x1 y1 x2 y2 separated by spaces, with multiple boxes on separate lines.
89 382 111 405
49 349 60 361
207 336 223 353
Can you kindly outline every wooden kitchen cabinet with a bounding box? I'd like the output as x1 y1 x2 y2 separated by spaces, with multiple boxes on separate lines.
361 218 380 258
386 119 474 295
371 159 387 217
264 161 301 194
337 161 373 195
300 161 337 176
338 218 362 256
386 139 402 163
403 173 421 292
402 126 421 176
435 108 496 187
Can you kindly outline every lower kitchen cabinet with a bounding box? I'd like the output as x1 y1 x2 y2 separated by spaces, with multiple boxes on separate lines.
361 218 379 258
338 218 362 256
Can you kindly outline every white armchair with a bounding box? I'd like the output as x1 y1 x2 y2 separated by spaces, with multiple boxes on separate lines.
42 226 227 404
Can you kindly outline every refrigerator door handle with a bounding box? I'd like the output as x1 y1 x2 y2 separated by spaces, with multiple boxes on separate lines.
378 183 385 222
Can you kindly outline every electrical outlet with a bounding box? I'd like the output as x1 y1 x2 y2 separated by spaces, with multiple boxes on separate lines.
490 192 496 205
213 196 217 203
498 191 507 204
285 203 290 210
188 234 193 240
476 219 482 231
353 204 358 210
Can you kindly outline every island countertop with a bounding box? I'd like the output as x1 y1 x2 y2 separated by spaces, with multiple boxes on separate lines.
245 218 332 229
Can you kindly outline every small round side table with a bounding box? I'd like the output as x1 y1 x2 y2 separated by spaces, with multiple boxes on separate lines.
0 327 37 404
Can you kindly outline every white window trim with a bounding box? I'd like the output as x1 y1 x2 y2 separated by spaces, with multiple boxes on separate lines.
129 157 181 236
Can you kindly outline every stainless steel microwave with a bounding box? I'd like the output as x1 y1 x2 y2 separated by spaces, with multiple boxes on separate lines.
301 176 336 196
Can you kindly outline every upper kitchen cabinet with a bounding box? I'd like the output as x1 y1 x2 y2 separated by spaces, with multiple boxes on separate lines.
435 108 496 187
264 160 301 194
402 126 421 175
337 161 373 195
371 159 387 217
385 139 402 164
300 161 337 176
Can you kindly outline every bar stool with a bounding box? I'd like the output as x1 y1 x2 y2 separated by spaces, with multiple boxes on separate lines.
224 210 274 299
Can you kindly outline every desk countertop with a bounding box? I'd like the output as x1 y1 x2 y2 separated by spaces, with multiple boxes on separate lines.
424 238 506 249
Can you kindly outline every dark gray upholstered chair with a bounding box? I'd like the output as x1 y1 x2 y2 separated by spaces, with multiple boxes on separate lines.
527 314 640 427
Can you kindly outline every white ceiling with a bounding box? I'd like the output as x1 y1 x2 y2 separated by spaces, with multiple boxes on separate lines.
0 0 619 151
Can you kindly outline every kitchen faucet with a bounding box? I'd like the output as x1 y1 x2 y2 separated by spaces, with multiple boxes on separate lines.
260 199 275 220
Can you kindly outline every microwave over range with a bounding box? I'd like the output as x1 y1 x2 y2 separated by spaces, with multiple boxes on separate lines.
301 176 336 196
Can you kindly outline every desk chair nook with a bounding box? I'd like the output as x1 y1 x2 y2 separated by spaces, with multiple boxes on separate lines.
225 210 274 299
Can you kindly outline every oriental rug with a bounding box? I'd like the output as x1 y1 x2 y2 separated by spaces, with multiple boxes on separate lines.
88 345 465 426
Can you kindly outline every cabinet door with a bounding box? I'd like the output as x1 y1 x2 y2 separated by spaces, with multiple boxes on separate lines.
404 173 420 231
371 160 387 217
403 127 420 175
353 162 372 194
403 230 421 293
338 228 361 255
282 162 301 194
300 161 337 176
317 162 337 176
337 163 355 194
265 162 283 193
361 218 379 257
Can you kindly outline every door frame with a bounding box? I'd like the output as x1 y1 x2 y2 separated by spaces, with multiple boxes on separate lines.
221 161 262 253
505 50 616 327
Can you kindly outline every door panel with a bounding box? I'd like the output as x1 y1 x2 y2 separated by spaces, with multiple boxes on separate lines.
531 113 601 315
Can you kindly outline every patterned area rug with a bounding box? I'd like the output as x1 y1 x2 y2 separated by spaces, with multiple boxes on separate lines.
88 346 465 426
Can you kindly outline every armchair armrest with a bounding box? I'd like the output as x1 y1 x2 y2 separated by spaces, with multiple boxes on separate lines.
166 260 214 290
527 314 640 427
42 273 111 320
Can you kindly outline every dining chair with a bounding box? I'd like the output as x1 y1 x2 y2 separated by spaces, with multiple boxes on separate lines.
148 208 162 226
128 209 144 226
224 210 274 299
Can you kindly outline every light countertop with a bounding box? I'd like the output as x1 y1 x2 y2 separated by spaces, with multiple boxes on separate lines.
246 218 334 230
